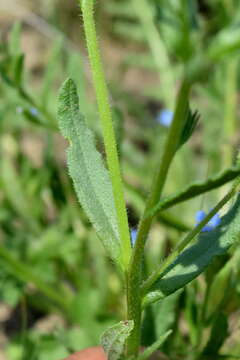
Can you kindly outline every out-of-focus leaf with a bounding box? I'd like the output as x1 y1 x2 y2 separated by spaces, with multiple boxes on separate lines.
206 248 240 319
41 37 63 108
12 53 24 86
144 194 240 304
112 106 124 155
8 22 22 56
153 291 181 339
138 330 172 360
101 320 134 360
0 155 39 230
208 25 240 61
202 313 228 356
57 79 122 268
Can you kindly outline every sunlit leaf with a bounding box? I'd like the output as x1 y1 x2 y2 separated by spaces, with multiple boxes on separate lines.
144 194 240 304
57 79 122 268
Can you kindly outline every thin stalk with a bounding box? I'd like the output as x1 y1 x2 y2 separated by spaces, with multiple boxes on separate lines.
0 245 70 312
80 0 131 270
141 179 240 295
126 79 191 357
223 58 238 166
131 0 174 108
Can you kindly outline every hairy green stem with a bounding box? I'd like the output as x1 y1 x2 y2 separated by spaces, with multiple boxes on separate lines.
126 79 191 356
141 179 240 295
80 0 131 270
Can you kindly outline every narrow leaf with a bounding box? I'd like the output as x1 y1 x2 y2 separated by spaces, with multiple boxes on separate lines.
138 330 172 360
208 26 240 61
12 53 24 86
144 194 240 304
101 320 134 360
57 79 122 268
9 22 22 56
149 166 240 217
202 313 228 356
178 107 199 149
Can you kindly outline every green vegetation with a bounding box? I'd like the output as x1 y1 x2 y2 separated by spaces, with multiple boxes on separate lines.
1 1 240 359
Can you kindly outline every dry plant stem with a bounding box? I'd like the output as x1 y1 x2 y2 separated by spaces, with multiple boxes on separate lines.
126 80 191 357
80 0 131 270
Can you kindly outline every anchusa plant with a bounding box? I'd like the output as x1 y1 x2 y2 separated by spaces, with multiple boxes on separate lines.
56 1 240 359
1 0 240 359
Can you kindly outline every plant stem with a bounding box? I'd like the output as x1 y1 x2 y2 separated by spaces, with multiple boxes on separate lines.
126 79 191 357
141 179 240 295
80 0 131 271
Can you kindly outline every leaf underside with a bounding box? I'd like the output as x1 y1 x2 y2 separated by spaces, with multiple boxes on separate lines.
101 320 134 360
57 78 122 267
146 194 240 302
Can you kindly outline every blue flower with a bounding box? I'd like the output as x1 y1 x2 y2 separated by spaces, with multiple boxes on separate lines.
156 109 173 127
30 107 38 116
131 229 138 246
195 210 221 232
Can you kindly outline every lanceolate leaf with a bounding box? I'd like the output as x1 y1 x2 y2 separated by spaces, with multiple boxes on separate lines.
58 78 122 268
148 166 240 217
144 194 240 304
178 107 199 150
101 320 134 360
138 330 172 360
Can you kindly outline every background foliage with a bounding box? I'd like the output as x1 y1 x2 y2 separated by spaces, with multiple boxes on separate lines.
0 0 240 359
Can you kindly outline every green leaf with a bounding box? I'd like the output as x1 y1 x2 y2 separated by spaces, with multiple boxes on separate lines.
178 107 199 149
12 53 24 86
0 245 69 311
205 248 240 320
0 155 39 231
202 313 228 356
9 22 22 56
153 291 181 339
144 194 240 304
208 25 240 61
41 37 63 108
138 330 172 360
101 320 134 360
142 291 180 347
148 165 240 217
57 78 122 268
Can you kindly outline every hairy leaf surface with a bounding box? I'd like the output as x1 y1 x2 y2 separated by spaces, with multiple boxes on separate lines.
101 320 134 360
145 194 240 303
149 166 240 217
58 79 122 267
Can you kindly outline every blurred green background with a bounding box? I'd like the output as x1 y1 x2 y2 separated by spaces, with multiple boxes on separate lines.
0 1 240 359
